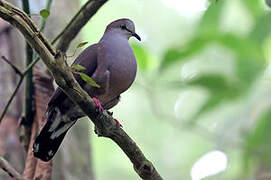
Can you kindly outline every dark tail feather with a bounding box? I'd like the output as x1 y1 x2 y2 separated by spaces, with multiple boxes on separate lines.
33 108 76 161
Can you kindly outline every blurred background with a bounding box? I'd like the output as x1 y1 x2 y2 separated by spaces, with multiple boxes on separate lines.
1 0 271 179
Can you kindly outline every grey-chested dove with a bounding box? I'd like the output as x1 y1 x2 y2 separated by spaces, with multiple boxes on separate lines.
33 18 141 161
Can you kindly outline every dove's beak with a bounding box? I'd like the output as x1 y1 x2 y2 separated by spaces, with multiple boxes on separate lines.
132 32 141 41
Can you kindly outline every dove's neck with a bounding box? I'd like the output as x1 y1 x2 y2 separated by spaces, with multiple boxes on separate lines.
100 30 129 44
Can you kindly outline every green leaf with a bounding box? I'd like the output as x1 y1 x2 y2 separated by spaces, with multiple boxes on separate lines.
78 72 100 88
77 41 88 48
250 13 271 44
162 49 182 67
160 36 210 71
217 34 264 61
192 95 223 121
186 74 241 122
216 33 266 84
188 74 231 93
160 1 224 71
71 64 86 71
160 0 225 71
40 9 50 19
242 0 264 19
187 34 266 122
244 107 271 169
197 0 224 35
67 42 89 58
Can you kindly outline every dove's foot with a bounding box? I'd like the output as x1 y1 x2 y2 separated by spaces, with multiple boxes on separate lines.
92 98 103 112
114 119 122 128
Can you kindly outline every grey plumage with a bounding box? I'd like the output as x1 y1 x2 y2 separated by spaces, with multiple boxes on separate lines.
33 18 140 161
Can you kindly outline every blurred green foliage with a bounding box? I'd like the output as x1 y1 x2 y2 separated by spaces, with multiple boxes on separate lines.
161 0 267 122
244 107 271 170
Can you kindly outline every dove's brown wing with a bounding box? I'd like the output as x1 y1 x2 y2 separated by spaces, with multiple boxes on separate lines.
47 44 99 108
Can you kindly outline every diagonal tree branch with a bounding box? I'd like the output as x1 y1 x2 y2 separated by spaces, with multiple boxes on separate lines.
53 0 108 52
0 156 23 180
0 54 41 124
1 54 22 76
0 2 163 180
0 76 23 123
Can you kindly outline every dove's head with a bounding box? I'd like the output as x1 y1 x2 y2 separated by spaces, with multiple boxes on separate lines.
105 18 141 41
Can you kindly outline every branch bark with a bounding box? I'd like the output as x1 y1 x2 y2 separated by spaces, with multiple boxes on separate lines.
0 2 163 180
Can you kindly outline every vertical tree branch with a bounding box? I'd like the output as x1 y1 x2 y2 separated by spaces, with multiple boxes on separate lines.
32 0 53 61
21 0 34 128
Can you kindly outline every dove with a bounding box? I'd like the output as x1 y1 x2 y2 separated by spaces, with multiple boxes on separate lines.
33 18 141 161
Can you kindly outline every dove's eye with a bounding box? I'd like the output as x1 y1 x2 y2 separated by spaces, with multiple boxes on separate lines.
120 25 126 30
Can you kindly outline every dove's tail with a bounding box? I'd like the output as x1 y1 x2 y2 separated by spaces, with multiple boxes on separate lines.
33 108 76 162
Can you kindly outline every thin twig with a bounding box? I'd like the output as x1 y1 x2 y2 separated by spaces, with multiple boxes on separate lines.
31 0 53 69
53 0 108 52
1 55 22 76
0 156 23 180
0 56 39 123
0 77 24 123
23 57 39 75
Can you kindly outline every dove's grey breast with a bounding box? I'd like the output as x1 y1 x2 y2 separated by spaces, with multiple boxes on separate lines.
98 30 137 102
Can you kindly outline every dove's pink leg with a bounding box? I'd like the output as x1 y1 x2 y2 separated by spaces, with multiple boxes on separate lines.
92 98 121 127
114 119 122 128
92 98 103 112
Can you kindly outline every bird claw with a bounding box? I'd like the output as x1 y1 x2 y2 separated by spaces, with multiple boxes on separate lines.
114 119 122 128
92 98 103 112
91 98 121 127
